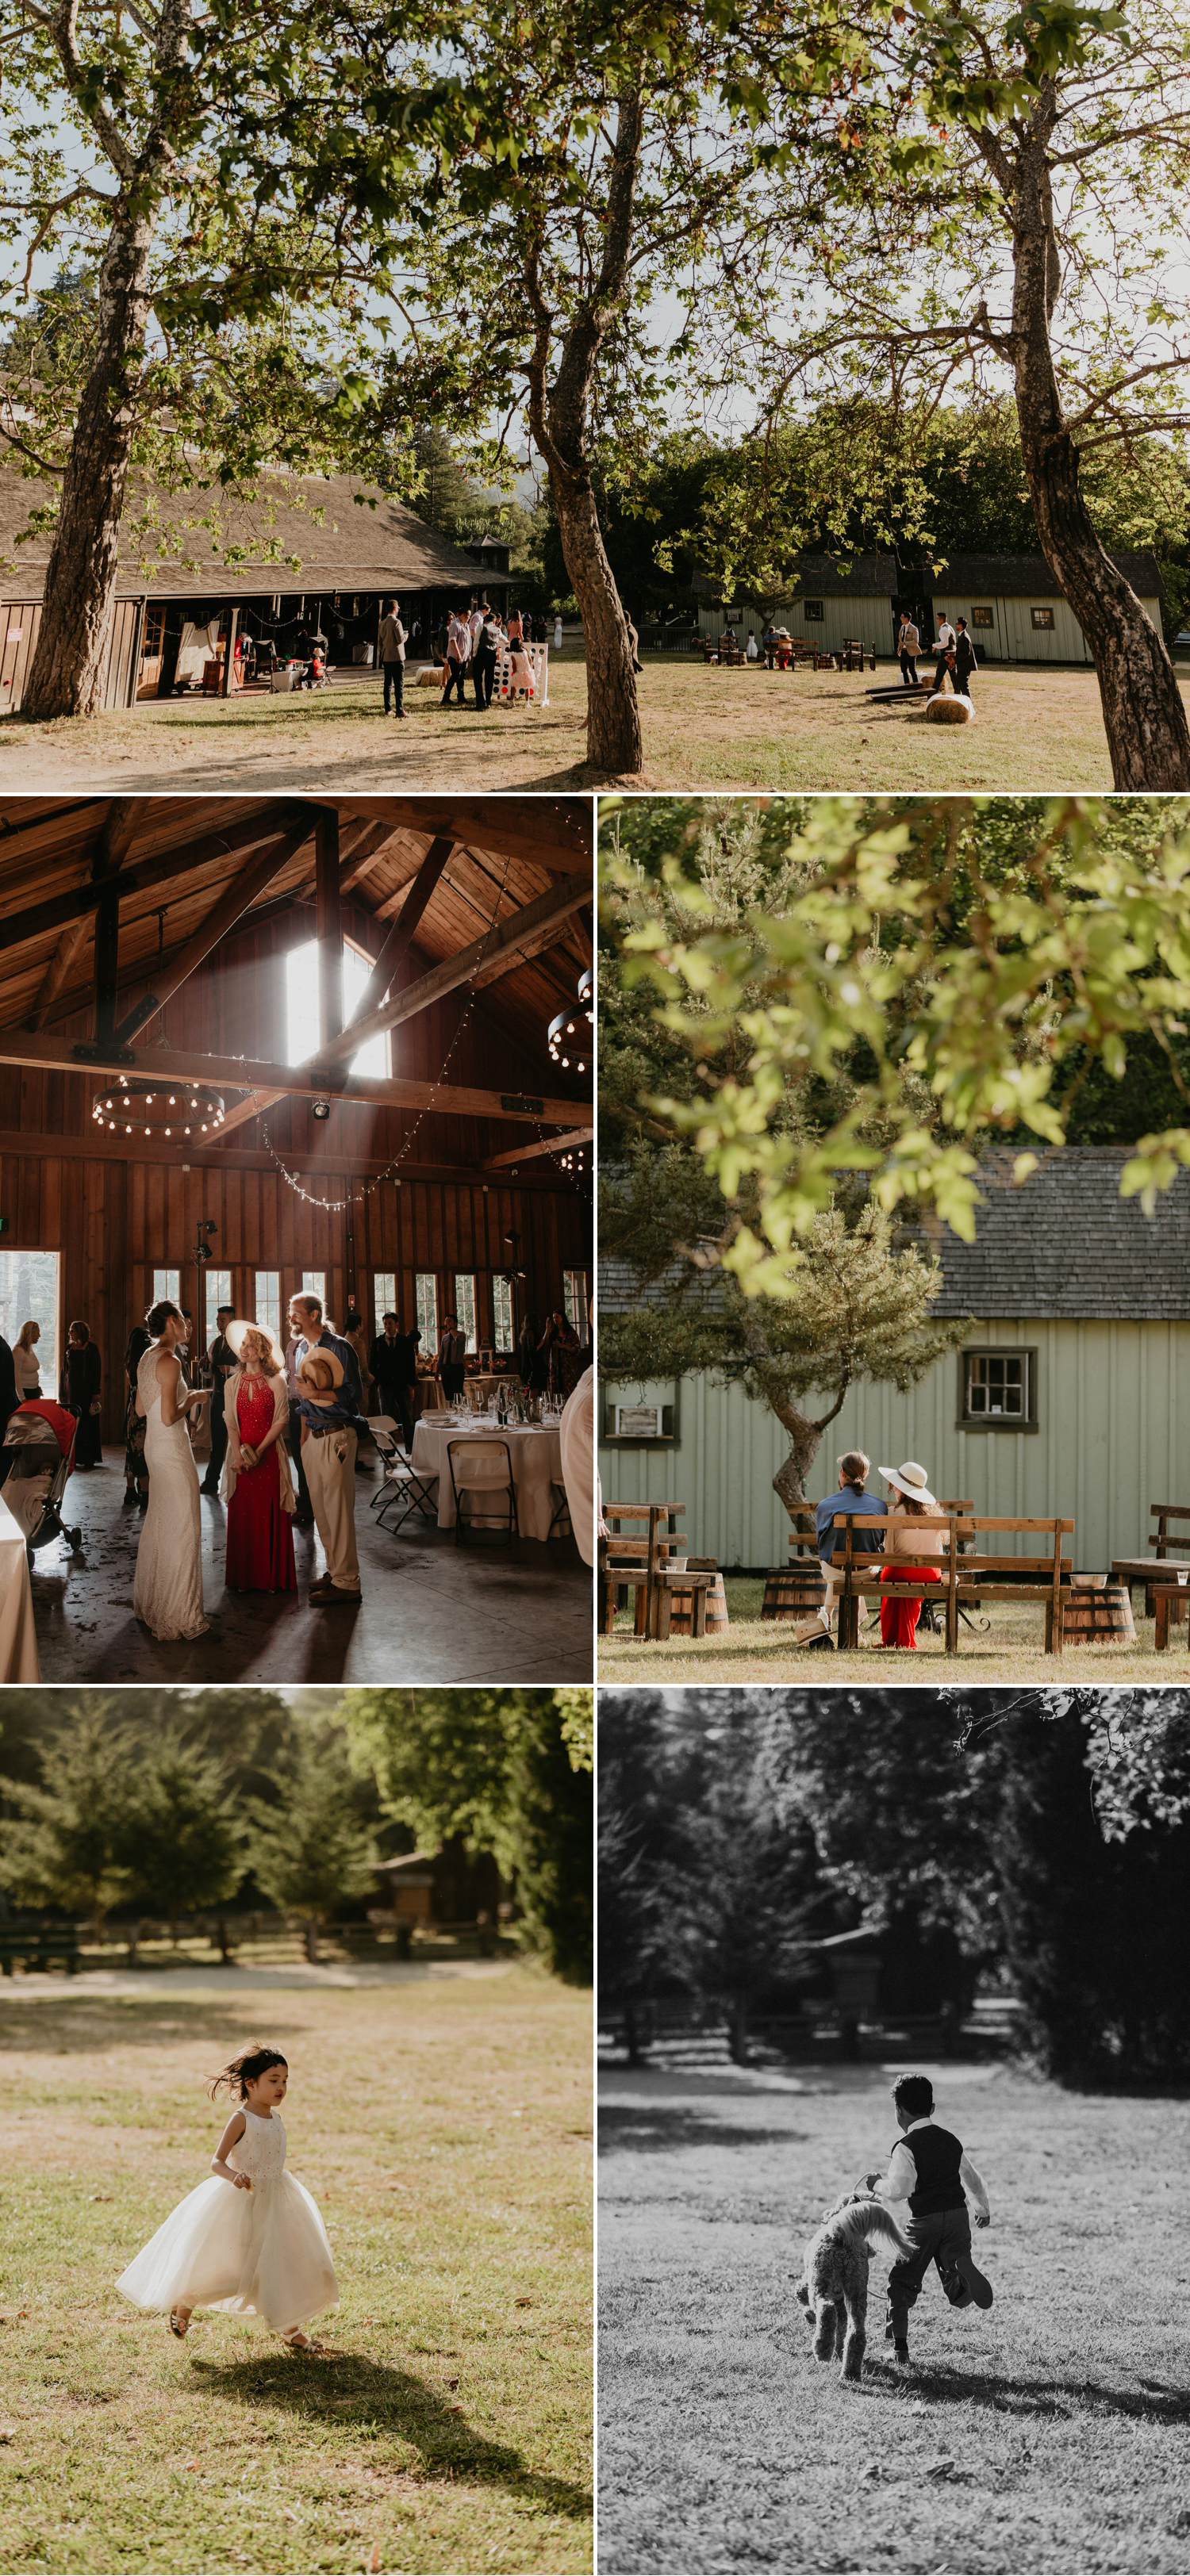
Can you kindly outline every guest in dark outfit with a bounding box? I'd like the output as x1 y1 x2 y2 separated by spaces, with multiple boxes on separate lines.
369 1310 420 1447
124 1321 152 1507
0 1331 17 1443
61 1320 102 1466
436 1312 467 1404
538 1310 581 1401
202 1304 237 1496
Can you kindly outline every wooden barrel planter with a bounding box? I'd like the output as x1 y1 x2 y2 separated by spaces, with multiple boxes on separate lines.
761 1564 827 1621
666 1571 729 1635
1062 1581 1136 1646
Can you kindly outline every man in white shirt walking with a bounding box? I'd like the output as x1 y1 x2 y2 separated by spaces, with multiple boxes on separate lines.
871 2070 993 2363
443 607 470 706
933 611 958 691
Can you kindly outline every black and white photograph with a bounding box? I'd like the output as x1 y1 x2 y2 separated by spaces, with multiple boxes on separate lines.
598 1685 1190 2575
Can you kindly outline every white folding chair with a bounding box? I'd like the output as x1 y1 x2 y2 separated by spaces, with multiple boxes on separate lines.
371 1415 437 1533
447 1438 520 1545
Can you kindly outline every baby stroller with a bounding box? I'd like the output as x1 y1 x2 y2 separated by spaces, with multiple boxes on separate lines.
0 1401 82 1564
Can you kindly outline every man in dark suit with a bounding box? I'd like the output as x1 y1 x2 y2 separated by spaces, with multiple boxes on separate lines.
369 1310 420 1447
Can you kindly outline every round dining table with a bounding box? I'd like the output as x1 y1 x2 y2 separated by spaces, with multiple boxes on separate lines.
409 1415 564 1539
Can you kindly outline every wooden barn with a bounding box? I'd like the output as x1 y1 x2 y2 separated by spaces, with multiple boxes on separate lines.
0 792 593 1684
0 469 510 712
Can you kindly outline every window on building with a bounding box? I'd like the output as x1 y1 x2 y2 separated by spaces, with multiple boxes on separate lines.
374 1271 397 1326
492 1274 514 1352
564 1268 589 1344
453 1274 476 1349
286 937 390 1077
972 604 994 628
1030 606 1055 631
300 1271 326 1318
0 1250 58 1392
203 1267 232 1353
416 1273 439 1351
804 599 824 622
255 1271 281 1341
962 1349 1036 1427
152 1267 180 1312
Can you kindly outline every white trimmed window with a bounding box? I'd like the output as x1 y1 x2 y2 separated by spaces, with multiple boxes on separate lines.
564 1269 589 1344
255 1271 280 1340
286 938 391 1076
492 1275 514 1351
416 1273 439 1349
453 1274 476 1349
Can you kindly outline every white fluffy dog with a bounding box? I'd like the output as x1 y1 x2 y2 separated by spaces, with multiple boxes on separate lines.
796 2184 916 2382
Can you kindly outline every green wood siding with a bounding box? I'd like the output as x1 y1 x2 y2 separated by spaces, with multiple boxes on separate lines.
599 1317 1190 1569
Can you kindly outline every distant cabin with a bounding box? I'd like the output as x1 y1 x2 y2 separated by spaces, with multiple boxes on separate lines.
0 464 510 712
598 1149 1190 1572
693 548 1165 665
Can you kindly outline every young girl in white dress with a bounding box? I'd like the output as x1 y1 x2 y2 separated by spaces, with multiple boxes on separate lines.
116 2044 338 2350
132 1297 210 1642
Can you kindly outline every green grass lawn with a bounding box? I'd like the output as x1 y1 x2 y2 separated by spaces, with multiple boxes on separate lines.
0 1968 592 2576
0 656 1172 792
598 1581 1181 1683
598 2059 1190 2574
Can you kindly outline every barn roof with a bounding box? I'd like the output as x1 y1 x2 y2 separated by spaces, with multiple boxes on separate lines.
599 1150 1190 1328
786 551 902 598
925 550 1165 604
0 466 489 601
915 1148 1190 1321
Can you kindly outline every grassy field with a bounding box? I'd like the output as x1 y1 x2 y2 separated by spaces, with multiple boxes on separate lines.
598 2057 1190 2575
0 1967 592 2576
598 1580 1181 1684
0 657 1167 792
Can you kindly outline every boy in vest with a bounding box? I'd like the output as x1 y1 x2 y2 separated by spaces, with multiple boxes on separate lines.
872 2071 992 2363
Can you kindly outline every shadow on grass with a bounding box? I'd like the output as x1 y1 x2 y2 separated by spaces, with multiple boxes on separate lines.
189 2351 593 2517
0 1996 301 2052
864 2355 1190 2424
599 2103 804 2155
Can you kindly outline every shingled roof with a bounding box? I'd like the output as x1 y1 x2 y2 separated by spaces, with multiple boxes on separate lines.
0 464 489 600
927 550 1165 604
600 1150 1190 1328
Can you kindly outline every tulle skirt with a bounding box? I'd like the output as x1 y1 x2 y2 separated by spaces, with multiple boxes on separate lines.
115 2172 338 2335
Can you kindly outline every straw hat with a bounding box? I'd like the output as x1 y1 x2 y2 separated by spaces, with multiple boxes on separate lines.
297 1346 344 1395
879 1459 939 1509
225 1317 286 1375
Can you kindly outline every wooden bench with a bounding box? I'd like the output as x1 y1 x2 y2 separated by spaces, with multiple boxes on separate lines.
830 1513 1074 1654
1114 1505 1190 1624
600 1501 720 1639
0 1923 79 1976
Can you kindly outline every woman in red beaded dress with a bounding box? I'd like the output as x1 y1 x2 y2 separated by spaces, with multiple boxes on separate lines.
221 1321 297 1593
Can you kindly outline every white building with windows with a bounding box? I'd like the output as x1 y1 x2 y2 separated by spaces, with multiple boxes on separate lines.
597 1151 1190 1571
692 547 1166 666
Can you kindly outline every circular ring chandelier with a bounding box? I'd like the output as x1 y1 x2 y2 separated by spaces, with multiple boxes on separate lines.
92 1074 228 1139
547 966 593 1073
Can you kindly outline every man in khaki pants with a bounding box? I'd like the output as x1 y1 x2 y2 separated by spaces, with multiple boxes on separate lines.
295 1350 362 1602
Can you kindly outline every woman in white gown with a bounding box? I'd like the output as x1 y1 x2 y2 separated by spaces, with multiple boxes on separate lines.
116 2045 337 2348
132 1298 210 1642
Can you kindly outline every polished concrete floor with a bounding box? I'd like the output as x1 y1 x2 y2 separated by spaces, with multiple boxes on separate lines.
30 1449 593 1685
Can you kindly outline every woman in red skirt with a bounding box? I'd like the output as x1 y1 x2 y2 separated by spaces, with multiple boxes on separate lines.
221 1321 297 1594
874 1460 944 1649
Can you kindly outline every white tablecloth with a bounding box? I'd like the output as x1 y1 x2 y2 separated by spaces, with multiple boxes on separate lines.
410 1419 563 1539
0 1486 40 1679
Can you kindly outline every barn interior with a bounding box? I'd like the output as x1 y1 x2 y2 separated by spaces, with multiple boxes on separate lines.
0 793 594 1683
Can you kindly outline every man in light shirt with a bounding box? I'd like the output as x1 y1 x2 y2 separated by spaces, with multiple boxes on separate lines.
443 606 470 706
933 611 958 691
871 2070 992 2363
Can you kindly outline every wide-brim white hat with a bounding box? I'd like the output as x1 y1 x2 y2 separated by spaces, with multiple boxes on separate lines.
879 1459 939 1509
225 1317 286 1374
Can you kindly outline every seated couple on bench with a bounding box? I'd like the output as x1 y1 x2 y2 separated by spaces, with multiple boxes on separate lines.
800 1450 943 1650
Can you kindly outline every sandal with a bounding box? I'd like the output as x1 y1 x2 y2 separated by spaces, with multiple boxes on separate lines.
169 2310 190 2339
282 2329 331 2355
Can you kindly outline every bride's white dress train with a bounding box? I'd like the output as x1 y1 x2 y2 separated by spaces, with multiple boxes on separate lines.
115 2105 338 2335
132 1345 209 1640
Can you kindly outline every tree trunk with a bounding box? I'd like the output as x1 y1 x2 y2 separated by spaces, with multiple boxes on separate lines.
22 0 190 720
764 1382 850 1519
547 467 643 775
524 88 645 776
1004 112 1190 789
727 1995 750 2064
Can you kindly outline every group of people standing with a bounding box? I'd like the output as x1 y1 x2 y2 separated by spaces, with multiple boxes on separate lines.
896 611 978 699
376 594 561 716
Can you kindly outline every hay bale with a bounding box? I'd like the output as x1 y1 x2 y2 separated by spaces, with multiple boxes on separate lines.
414 664 444 688
925 690 974 723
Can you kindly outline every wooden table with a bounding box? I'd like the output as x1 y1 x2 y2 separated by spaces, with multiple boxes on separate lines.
1111 1557 1190 1627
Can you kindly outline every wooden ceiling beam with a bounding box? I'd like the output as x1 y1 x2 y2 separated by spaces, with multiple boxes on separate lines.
0 1125 587 1192
340 834 454 1031
25 919 89 1030
111 826 315 1045
315 796 593 876
0 805 313 955
301 879 589 1074
0 1024 589 1121
484 1127 593 1169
